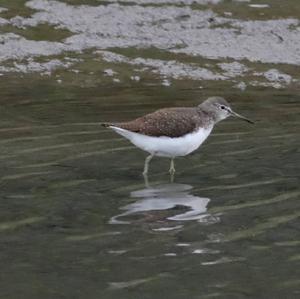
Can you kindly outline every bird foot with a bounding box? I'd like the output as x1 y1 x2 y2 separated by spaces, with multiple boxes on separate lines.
169 168 175 175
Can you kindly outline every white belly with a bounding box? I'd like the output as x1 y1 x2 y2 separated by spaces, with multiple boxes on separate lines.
110 126 213 157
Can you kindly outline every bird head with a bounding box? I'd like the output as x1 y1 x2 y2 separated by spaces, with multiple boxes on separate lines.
199 97 254 124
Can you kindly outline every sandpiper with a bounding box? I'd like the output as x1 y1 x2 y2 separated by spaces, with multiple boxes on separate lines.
102 97 253 175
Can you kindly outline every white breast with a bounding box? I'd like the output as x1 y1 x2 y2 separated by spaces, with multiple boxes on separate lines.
110 126 213 158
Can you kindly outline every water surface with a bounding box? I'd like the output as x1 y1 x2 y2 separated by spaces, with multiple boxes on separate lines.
0 0 299 298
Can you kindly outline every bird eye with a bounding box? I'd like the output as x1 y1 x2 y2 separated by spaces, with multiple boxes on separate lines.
220 105 225 110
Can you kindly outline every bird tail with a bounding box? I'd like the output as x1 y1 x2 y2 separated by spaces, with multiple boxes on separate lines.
100 122 113 128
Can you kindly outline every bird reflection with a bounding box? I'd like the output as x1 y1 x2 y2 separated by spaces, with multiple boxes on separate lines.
144 171 175 188
109 182 211 225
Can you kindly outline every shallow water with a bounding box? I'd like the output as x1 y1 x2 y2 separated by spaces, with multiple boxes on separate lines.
0 0 300 298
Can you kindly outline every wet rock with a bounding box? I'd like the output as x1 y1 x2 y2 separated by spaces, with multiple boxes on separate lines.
218 62 249 77
130 75 141 81
103 68 117 76
263 69 292 84
234 81 247 91
12 0 296 66
0 58 74 74
107 0 222 4
0 0 299 84
99 50 227 81
0 17 8 26
249 81 283 89
249 4 270 8
162 79 171 86
0 33 64 61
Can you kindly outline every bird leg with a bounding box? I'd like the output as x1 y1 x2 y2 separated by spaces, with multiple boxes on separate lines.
143 173 150 188
143 154 154 176
169 158 175 175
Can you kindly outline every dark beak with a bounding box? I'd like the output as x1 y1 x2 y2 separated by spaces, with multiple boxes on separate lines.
230 110 254 124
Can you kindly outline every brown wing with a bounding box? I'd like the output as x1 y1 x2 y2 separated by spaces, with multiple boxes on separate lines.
111 108 201 137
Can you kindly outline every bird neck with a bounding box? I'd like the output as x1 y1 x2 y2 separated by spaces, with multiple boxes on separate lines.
196 107 218 127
